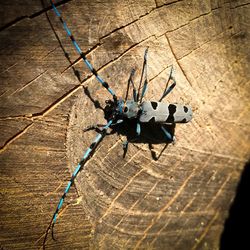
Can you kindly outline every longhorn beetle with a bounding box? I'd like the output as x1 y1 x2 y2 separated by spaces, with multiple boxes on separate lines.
43 0 193 247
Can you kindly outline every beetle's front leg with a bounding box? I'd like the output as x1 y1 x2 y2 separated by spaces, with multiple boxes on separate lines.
83 124 104 133
83 120 123 133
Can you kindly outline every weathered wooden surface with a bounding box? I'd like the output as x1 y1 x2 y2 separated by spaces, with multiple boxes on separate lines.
0 0 249 249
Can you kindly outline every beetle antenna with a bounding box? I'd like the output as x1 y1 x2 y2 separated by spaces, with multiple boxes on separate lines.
42 120 113 248
49 0 117 101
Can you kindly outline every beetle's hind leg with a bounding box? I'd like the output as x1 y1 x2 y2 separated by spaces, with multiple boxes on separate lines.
122 121 141 158
122 140 129 158
149 143 169 161
161 125 175 143
159 65 176 102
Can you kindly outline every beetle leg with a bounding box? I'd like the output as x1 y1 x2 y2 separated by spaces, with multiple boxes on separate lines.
136 122 141 136
83 124 104 133
159 65 176 102
111 119 124 126
138 48 149 102
122 140 129 158
161 125 174 141
125 69 137 102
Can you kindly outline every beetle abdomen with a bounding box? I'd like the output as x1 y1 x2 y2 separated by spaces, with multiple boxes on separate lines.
139 101 192 123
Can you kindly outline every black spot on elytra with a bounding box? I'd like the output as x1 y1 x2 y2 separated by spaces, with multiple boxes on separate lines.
181 118 187 123
149 117 156 123
166 104 176 123
184 106 188 113
151 101 158 110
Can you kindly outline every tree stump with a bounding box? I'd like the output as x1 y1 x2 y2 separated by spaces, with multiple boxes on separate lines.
0 0 249 249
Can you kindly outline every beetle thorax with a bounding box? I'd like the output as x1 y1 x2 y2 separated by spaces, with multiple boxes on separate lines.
123 100 140 119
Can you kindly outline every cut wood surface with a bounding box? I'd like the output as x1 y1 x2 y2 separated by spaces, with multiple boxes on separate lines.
0 0 249 249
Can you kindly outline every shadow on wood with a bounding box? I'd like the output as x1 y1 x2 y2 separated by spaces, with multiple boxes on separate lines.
220 160 250 250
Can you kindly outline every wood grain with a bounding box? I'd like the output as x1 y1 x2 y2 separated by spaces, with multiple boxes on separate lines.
0 0 249 249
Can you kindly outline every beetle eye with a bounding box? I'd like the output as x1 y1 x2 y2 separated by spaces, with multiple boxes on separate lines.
124 107 128 113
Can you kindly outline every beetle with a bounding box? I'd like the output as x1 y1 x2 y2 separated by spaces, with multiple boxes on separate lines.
43 0 192 248
101 57 192 148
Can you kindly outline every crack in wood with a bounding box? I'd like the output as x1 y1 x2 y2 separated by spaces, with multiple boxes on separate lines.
44 182 64 197
148 63 173 84
0 62 18 75
164 33 193 87
98 0 181 42
0 123 33 153
39 45 60 61
0 0 72 32
230 2 250 9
